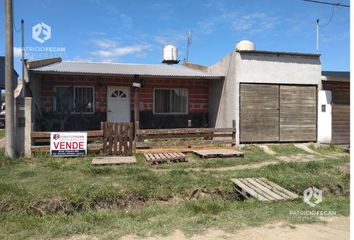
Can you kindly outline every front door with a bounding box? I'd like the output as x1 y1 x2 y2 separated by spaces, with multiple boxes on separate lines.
107 86 131 122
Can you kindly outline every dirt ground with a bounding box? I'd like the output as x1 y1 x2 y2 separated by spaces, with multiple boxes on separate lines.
120 216 349 240
62 216 349 240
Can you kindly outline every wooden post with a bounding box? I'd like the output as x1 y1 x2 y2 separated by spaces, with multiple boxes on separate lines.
232 120 236 146
133 121 139 153
24 97 32 157
133 75 140 125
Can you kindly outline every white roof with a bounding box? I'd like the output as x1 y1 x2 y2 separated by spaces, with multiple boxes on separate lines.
30 61 223 79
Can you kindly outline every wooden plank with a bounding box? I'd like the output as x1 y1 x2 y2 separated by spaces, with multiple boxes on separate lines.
231 178 299 202
244 178 284 201
31 130 103 138
92 156 136 165
239 179 276 201
259 178 299 199
253 178 296 200
231 178 269 201
137 139 235 148
193 149 244 158
279 85 317 142
240 84 280 142
137 128 235 136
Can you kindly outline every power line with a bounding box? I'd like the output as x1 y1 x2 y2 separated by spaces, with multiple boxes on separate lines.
303 0 350 8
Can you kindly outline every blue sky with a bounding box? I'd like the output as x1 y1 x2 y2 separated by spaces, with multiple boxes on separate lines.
0 0 350 74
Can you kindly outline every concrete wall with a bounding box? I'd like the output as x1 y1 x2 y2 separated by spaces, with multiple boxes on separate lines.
208 52 237 131
317 90 332 143
208 50 322 145
235 52 321 85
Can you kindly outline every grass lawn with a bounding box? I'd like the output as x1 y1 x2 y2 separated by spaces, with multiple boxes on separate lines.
0 145 350 239
0 129 4 139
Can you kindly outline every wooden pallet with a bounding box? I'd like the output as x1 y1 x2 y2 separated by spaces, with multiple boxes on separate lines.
92 156 136 165
144 152 188 164
231 177 299 202
193 149 244 159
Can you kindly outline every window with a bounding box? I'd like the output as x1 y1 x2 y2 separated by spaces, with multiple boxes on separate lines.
54 86 94 113
154 88 188 114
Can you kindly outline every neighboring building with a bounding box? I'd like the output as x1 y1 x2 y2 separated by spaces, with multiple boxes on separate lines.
26 58 223 131
0 56 19 107
208 43 321 145
320 71 350 144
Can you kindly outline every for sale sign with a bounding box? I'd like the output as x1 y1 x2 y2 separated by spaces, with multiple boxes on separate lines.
50 132 87 156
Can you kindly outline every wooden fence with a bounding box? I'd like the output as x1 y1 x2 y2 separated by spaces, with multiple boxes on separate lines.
136 127 236 148
31 130 103 153
31 122 236 154
102 122 134 155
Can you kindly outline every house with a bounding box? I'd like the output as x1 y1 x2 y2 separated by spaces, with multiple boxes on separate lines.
319 71 350 144
26 58 223 131
207 41 321 145
20 40 326 155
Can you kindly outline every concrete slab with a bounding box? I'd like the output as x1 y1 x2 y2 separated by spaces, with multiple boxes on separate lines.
92 156 137 165
193 149 244 158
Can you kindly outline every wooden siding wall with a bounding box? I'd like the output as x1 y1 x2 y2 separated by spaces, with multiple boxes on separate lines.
240 84 317 143
279 85 317 141
322 81 350 144
240 84 279 142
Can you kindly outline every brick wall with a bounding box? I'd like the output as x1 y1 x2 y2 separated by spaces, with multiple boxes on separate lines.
40 74 209 113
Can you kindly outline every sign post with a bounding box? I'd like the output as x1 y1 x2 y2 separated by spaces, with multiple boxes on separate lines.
50 132 87 157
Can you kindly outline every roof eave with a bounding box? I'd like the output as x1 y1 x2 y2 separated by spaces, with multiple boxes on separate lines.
29 70 224 80
236 50 321 58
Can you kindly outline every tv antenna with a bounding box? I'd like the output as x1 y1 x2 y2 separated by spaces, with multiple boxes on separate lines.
303 0 349 53
186 30 192 63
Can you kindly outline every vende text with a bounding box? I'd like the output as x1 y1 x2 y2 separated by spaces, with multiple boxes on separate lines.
53 142 84 150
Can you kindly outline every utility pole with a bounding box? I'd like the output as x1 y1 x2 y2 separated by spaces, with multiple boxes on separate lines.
5 0 15 158
21 19 25 82
316 19 319 53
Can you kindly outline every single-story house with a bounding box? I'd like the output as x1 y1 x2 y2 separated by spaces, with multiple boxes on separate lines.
26 58 223 131
20 40 328 153
320 71 350 144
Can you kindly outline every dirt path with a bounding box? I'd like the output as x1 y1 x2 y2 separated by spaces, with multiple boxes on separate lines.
120 216 349 240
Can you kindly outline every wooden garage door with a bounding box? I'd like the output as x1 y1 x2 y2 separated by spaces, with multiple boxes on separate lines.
240 84 280 142
279 85 317 142
322 81 350 144
240 84 317 143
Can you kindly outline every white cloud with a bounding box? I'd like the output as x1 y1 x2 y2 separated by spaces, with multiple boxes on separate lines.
92 39 118 49
232 12 279 34
153 33 186 46
90 40 151 61
198 10 279 35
